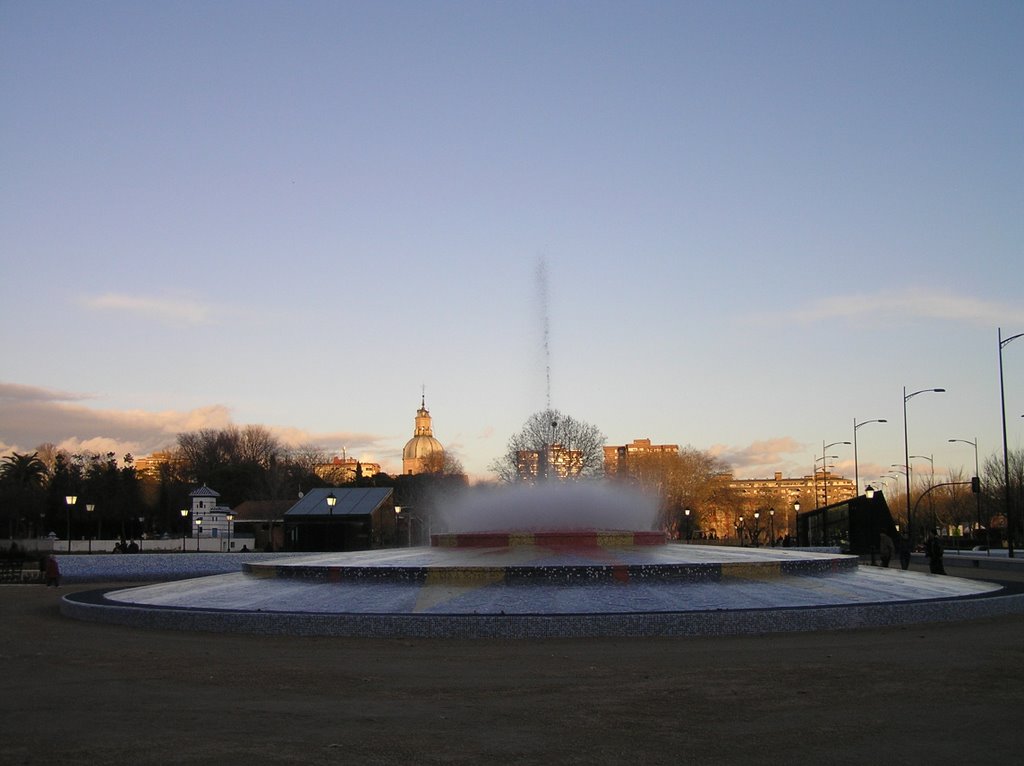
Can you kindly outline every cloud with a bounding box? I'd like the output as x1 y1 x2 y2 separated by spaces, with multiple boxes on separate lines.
0 382 402 469
763 288 1024 327
709 437 808 476
82 292 212 325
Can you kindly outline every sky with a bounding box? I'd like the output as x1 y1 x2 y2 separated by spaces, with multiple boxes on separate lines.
2 1 1022 488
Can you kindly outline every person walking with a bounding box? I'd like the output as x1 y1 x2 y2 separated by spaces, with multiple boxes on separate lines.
879 531 895 568
924 532 946 575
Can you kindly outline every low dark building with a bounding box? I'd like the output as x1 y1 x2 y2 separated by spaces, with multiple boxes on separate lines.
283 487 396 552
797 491 899 554
230 499 293 552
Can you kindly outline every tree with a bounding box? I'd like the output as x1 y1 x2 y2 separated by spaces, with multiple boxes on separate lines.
0 452 49 537
489 409 605 484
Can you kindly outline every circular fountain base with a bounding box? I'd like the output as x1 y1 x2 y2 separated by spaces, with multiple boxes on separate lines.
60 536 1021 638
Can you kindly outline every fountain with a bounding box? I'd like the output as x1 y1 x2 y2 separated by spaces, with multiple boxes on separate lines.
60 481 1014 638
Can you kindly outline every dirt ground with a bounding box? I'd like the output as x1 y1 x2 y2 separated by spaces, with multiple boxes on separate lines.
3 563 1024 766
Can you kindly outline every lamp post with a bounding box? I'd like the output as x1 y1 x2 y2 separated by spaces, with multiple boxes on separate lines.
814 455 838 508
86 503 95 553
226 512 235 552
822 441 851 508
769 508 775 546
910 454 935 533
903 386 945 547
752 511 761 547
180 509 188 551
736 515 745 546
949 437 982 547
326 492 337 551
64 495 76 553
853 418 887 496
195 518 202 551
683 508 691 541
999 328 1022 557
865 484 877 565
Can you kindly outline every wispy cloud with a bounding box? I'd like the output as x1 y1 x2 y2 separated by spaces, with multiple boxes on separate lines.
82 293 212 325
762 288 1024 327
709 437 808 476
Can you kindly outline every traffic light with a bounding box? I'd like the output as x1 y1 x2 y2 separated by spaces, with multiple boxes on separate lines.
971 476 981 493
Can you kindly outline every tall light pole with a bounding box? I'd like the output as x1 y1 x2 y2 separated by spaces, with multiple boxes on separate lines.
180 509 188 551
903 386 945 547
910 454 935 532
683 508 691 542
853 419 887 496
64 495 77 553
195 517 202 551
949 437 982 547
999 328 1022 557
821 440 850 508
226 512 235 552
814 455 838 507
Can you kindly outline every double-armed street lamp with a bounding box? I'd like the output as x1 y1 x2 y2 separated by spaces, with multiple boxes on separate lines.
903 386 945 547
998 328 1022 557
853 419 887 496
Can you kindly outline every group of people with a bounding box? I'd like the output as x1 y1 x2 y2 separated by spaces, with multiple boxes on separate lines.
112 539 140 553
877 529 945 574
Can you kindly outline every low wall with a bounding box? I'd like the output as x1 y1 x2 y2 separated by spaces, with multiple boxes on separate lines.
49 552 312 584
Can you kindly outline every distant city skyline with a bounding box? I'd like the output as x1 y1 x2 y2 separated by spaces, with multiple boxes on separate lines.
2 2 1022 485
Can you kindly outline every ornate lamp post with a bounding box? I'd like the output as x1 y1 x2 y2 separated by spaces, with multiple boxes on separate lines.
752 511 761 548
180 509 188 551
326 492 337 551
792 500 800 544
768 508 775 546
86 503 95 553
226 512 235 551
903 386 945 547
64 495 76 553
683 508 691 542
195 517 202 551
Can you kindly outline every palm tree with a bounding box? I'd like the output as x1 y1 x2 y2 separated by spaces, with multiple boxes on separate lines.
1 451 49 537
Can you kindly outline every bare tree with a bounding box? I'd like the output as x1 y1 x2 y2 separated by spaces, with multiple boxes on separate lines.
490 409 605 483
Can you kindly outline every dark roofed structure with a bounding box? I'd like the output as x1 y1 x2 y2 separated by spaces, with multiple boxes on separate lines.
283 487 396 551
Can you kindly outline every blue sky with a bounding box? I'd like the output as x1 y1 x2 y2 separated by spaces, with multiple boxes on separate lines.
2 1 1022 485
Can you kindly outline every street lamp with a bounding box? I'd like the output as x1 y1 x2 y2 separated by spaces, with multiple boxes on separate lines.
903 386 945 547
64 495 76 553
865 484 877 565
768 508 775 546
998 328 1022 557
683 508 691 542
814 455 839 508
822 441 851 508
326 492 337 550
86 503 95 553
195 517 202 551
910 454 935 532
792 501 800 544
853 418 887 496
949 437 982 546
180 509 188 551
737 515 745 546
226 512 235 552
752 511 761 548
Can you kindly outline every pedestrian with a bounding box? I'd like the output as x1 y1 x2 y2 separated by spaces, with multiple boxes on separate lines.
43 554 60 587
898 535 911 570
879 531 895 568
924 532 946 575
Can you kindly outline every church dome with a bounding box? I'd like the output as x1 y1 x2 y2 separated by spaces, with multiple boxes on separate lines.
402 396 444 474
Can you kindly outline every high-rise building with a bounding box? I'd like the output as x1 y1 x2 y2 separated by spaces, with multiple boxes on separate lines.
603 438 680 475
